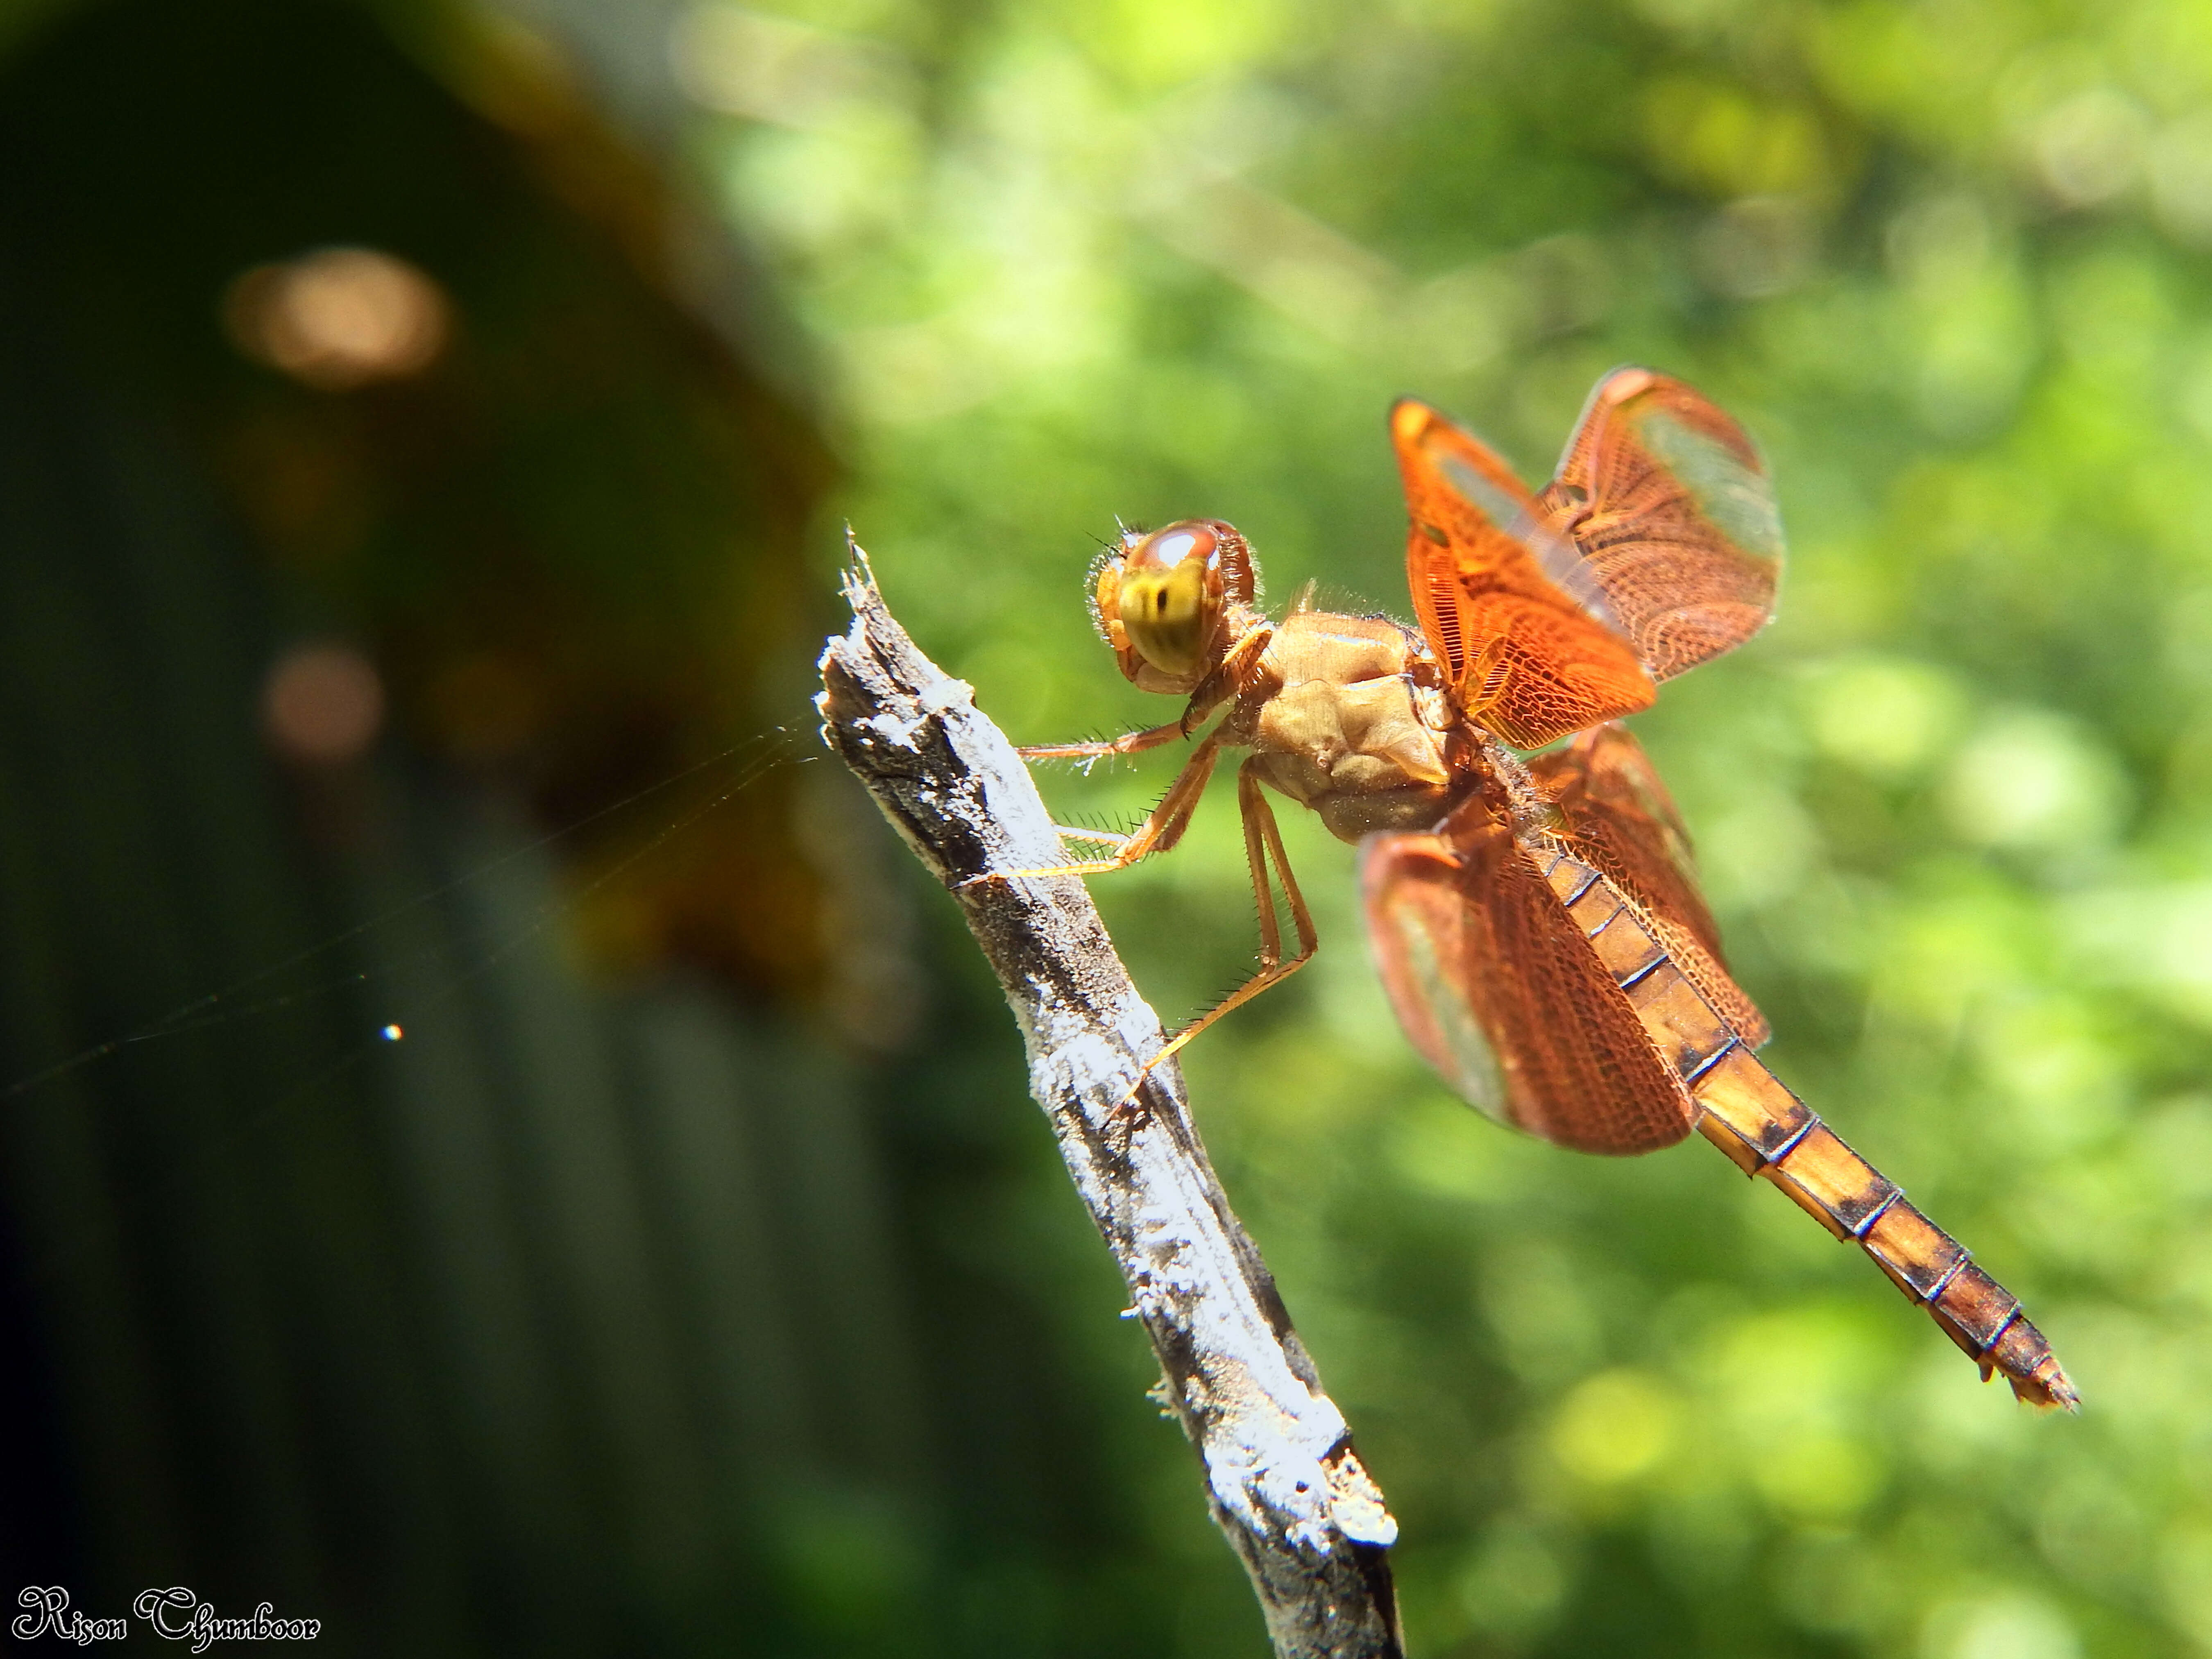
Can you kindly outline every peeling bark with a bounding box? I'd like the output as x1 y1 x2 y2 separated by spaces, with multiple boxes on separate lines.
817 551 1404 1659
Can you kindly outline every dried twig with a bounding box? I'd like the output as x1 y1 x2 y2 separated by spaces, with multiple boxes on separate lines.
816 550 1404 1659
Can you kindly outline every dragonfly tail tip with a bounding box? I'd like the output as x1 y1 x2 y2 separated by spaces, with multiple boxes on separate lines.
2008 1360 2081 1414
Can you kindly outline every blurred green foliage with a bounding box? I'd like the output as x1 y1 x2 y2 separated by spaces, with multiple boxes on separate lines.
679 0 2212 1652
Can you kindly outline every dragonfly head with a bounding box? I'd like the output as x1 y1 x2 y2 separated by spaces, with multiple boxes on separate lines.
1090 519 1258 694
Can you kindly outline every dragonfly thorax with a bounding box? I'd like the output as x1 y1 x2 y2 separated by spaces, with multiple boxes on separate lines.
1231 610 1462 843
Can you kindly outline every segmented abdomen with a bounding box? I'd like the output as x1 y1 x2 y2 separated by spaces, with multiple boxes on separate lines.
1539 844 2079 1411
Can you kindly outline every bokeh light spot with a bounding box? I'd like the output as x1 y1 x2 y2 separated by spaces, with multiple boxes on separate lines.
2032 88 2147 208
1802 654 1967 779
1550 1368 1679 1484
224 247 450 390
1926 1591 2081 1659
2152 115 2212 246
1941 709 2127 851
263 641 385 764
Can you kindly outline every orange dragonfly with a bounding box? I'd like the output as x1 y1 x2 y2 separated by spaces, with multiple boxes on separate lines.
1007 367 2076 1410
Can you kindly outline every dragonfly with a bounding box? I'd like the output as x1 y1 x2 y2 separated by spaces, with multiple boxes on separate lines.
1004 367 2076 1410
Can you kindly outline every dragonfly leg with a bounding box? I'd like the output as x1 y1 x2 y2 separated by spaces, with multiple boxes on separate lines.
1020 621 1267 768
1135 760 1318 1081
1179 619 1272 727
1018 718 1190 764
972 728 1226 884
1050 826 1133 851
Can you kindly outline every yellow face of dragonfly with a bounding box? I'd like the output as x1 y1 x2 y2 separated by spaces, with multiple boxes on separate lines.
1118 538 1214 677
1090 519 1256 694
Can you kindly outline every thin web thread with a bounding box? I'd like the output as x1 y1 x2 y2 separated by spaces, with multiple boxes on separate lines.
1 726 802 1102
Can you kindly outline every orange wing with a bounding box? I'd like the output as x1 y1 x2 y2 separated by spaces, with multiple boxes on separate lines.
1362 791 1697 1155
1392 399 1656 750
1360 725 1767 1154
1529 723 1768 1047
1541 368 1784 680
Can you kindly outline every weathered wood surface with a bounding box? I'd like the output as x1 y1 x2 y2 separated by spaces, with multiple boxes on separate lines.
816 551 1403 1659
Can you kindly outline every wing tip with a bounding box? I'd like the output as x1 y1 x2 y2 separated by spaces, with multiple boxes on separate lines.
1389 397 1435 444
1596 364 1660 404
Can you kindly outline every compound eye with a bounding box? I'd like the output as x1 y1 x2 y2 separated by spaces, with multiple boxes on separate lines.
1144 522 1216 569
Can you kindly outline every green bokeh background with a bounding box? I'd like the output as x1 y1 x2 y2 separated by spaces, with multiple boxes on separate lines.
5 0 2210 1654
702 0 2210 1652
